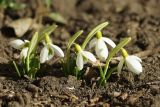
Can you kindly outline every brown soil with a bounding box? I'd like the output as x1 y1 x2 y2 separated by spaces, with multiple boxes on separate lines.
0 0 160 107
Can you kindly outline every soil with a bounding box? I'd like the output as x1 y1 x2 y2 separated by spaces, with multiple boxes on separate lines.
0 0 160 107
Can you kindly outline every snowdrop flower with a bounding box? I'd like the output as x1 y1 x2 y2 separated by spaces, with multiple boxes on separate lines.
10 39 29 59
40 34 64 63
74 44 96 70
118 48 142 75
89 31 116 61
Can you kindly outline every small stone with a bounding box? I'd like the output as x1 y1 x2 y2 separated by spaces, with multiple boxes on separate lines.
8 101 20 107
26 84 39 93
127 96 139 105
14 93 24 106
120 92 128 100
103 103 110 107
7 91 15 98
22 93 31 105
113 91 121 97
150 85 160 95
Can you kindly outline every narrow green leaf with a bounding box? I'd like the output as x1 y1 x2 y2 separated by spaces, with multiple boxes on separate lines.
81 22 109 49
105 67 117 81
67 30 83 51
26 32 39 72
27 32 39 56
30 57 40 70
38 24 57 42
13 61 21 77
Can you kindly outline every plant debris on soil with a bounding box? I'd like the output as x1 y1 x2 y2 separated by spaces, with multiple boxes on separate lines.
0 0 160 107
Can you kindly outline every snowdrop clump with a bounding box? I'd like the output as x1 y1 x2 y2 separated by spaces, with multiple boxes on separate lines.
10 22 142 86
10 25 64 79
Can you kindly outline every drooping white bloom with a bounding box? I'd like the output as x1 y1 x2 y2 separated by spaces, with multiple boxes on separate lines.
75 44 96 70
20 47 28 59
40 35 64 63
89 31 116 61
10 39 29 59
118 49 142 74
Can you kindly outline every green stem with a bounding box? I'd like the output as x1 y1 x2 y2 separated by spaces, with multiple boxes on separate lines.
26 56 30 72
13 61 21 77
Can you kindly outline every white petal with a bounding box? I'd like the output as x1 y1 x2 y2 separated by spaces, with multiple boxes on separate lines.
89 38 97 49
82 51 96 62
24 40 29 43
10 39 25 49
102 37 116 48
130 55 142 62
48 51 54 60
76 53 83 70
40 46 49 63
126 56 142 74
117 58 125 74
20 47 28 59
95 39 108 61
49 44 64 57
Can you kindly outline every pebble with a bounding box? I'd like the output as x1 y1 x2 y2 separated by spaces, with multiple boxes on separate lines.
120 92 128 100
8 101 20 107
113 91 121 97
150 85 160 95
15 93 25 106
26 84 39 93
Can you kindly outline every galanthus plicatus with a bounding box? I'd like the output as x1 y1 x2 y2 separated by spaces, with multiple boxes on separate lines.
89 31 116 61
118 48 142 74
74 44 96 70
10 39 30 59
40 34 64 63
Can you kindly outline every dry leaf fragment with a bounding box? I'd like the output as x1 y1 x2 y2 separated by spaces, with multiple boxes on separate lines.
7 18 33 37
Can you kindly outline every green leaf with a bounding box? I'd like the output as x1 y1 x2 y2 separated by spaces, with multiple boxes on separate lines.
38 24 57 42
13 61 21 77
81 22 109 49
26 32 39 72
67 30 83 51
48 12 67 24
28 57 40 79
27 32 39 56
30 57 40 70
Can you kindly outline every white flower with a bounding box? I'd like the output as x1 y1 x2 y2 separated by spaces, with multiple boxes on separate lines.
10 39 29 59
118 55 142 75
75 44 96 70
40 43 64 63
89 31 116 61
